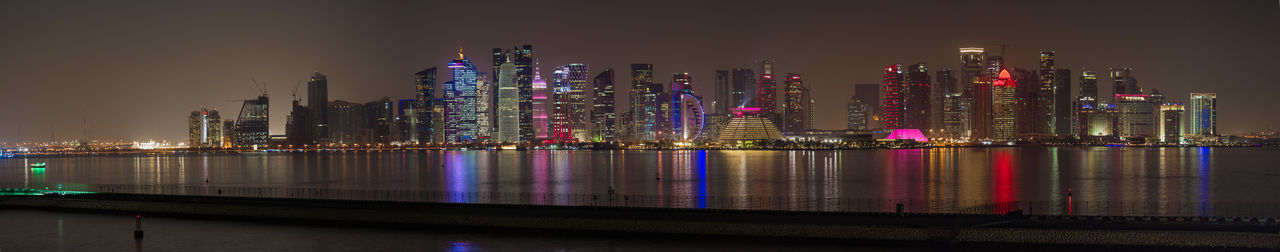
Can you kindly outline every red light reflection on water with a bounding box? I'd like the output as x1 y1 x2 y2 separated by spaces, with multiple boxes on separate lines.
992 150 1018 213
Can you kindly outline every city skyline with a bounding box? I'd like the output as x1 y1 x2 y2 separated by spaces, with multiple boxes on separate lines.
0 0 1276 142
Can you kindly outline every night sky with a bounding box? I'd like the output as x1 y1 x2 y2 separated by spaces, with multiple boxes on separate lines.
0 0 1276 143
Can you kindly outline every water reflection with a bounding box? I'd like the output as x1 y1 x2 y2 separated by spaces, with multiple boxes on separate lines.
2 148 1279 215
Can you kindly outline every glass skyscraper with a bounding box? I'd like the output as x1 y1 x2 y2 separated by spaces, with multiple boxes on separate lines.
1189 93 1217 136
592 68 616 142
446 49 479 143
497 56 520 143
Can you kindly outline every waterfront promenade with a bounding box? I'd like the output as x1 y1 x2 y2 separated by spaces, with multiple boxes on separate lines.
2 188 1278 250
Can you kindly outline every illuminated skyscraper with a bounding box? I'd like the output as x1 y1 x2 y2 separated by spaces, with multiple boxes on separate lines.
903 64 930 130
446 49 479 143
513 45 535 142
934 68 955 134
413 68 436 143
713 70 729 114
565 64 590 141
532 64 549 140
985 56 1003 78
592 68 616 142
234 95 269 147
475 72 491 140
1115 94 1156 138
677 94 706 141
959 48 985 140
188 108 222 148
756 73 778 125
496 56 519 143
1035 51 1055 135
670 73 693 138
881 64 904 130
1079 69 1098 106
491 48 506 136
992 69 1016 141
1160 103 1184 143
307 72 328 143
550 66 572 142
847 94 868 130
783 73 806 132
630 63 655 141
1189 93 1217 136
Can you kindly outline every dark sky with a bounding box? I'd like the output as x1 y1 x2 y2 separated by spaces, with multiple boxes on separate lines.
0 0 1276 143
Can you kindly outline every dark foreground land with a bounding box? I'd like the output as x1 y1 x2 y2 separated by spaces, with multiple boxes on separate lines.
1 194 1277 250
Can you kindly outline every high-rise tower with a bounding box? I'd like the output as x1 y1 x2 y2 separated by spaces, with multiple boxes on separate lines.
307 72 328 143
446 49 479 143
514 45 534 142
903 64 930 130
713 70 729 114
783 73 806 132
630 64 655 141
496 56 519 143
413 67 437 143
992 69 1016 141
592 68 616 142
1053 69 1072 136
881 65 904 130
1188 93 1217 136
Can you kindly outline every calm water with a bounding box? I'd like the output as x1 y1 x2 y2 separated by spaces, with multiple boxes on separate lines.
4 147 1280 215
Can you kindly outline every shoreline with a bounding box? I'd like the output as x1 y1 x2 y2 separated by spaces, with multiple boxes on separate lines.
3 144 1272 158
2 193 1277 250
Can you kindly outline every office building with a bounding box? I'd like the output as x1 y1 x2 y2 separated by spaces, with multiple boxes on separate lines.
732 68 755 108
532 64 549 140
783 73 806 132
1189 93 1217 135
188 108 222 148
630 63 655 141
881 64 904 129
550 66 573 142
475 72 492 141
713 70 730 114
1053 69 1072 136
307 72 328 143
592 68 616 142
445 49 479 143
513 45 534 142
496 57 520 143
1115 94 1156 138
234 95 269 147
413 68 436 143
1160 103 1184 143
903 63 930 130
992 69 1016 141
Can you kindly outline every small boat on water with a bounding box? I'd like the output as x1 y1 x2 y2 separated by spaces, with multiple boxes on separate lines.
29 162 46 168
